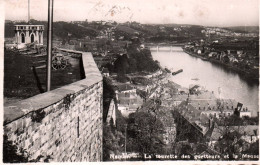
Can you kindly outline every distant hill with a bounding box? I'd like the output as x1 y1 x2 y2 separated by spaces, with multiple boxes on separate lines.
225 26 259 33
5 20 258 44
53 21 98 39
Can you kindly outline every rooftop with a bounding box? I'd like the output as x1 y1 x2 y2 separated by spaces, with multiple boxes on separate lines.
177 101 210 134
102 68 109 73
211 125 259 141
116 84 134 92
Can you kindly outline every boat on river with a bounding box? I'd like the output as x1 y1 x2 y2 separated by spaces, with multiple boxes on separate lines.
165 68 171 73
172 69 183 75
201 57 208 61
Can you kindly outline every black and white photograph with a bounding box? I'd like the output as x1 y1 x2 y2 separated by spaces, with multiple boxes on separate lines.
2 0 259 163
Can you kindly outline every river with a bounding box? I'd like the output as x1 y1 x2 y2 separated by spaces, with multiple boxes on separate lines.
151 46 259 117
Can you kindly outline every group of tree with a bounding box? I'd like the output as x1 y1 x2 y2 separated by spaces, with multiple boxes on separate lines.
103 109 127 161
113 44 160 82
126 111 165 155
103 108 166 160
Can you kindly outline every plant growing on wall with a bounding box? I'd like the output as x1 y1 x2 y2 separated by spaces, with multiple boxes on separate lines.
31 109 46 123
63 93 77 110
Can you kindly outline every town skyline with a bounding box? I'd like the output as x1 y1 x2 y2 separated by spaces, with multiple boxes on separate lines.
4 0 259 27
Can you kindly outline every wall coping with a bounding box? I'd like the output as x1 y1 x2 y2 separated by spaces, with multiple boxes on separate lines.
4 49 102 124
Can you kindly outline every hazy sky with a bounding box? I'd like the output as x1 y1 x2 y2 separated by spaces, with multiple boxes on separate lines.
4 0 259 26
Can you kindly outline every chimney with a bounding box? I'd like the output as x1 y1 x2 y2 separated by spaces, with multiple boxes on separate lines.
28 0 30 23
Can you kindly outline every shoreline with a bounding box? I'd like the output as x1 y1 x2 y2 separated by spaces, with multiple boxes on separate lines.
144 42 186 47
148 48 257 117
182 49 259 83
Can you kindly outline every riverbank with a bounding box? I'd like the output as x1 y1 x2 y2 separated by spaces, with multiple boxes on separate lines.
182 48 259 83
145 42 186 47
151 46 258 117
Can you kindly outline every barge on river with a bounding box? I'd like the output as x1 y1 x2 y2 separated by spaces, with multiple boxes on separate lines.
172 69 183 75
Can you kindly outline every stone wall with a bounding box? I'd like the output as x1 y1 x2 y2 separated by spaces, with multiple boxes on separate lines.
4 50 103 162
106 99 116 126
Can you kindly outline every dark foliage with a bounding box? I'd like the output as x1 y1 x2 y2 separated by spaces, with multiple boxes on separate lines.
127 45 160 73
243 140 259 155
3 135 29 163
114 54 129 82
217 114 259 126
103 110 126 161
103 77 116 122
31 109 46 123
126 111 165 154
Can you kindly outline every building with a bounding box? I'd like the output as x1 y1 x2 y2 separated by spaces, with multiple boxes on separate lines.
115 84 143 117
14 25 44 49
209 125 259 148
102 68 110 77
156 108 176 146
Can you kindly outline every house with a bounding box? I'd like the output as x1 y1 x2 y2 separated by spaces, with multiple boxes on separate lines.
189 84 205 95
115 84 136 94
115 84 143 117
102 68 109 77
237 50 243 55
173 101 211 142
209 125 259 148
239 109 252 118
239 125 259 143
208 52 218 58
161 94 188 107
228 54 239 63
201 109 234 119
140 44 145 49
157 108 176 145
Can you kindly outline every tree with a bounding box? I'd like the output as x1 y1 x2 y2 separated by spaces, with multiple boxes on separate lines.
114 54 129 82
215 128 245 160
214 117 247 160
3 134 52 162
243 140 259 156
3 135 29 163
127 111 165 154
103 77 115 122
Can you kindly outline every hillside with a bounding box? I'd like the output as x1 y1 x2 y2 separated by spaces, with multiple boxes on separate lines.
4 20 98 40
5 20 259 44
225 26 259 33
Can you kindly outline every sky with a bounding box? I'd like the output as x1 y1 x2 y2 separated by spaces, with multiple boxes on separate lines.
4 0 259 26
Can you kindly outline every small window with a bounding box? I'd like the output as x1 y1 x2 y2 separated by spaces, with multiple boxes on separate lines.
21 33 25 43
31 34 34 43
